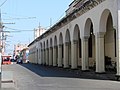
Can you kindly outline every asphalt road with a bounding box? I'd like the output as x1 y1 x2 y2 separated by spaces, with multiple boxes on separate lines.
1 63 120 90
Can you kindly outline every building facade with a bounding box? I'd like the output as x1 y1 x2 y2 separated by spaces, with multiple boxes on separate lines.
28 0 120 77
20 47 29 62
13 43 28 59
34 26 47 39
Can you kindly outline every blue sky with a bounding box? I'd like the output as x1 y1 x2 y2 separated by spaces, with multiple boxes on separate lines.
0 0 72 54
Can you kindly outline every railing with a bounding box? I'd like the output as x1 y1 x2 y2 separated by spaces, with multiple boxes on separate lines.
68 0 105 16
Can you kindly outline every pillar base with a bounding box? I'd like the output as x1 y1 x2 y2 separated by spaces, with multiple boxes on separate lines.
71 68 78 70
58 65 63 68
53 65 57 67
82 70 90 72
63 65 69 68
64 67 70 69
95 72 106 74
115 75 120 81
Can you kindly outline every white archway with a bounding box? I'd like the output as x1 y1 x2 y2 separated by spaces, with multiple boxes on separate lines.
49 38 53 65
72 24 81 68
53 36 58 66
96 9 116 73
40 42 43 64
65 29 71 67
58 32 64 67
43 41 46 64
83 18 95 70
46 40 49 65
104 12 116 72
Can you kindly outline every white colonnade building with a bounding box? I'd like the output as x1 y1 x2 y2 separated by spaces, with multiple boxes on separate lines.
28 0 120 77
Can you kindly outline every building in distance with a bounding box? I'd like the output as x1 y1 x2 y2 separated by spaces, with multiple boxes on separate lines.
34 26 47 39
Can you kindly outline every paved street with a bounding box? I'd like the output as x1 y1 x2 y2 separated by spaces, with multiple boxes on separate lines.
1 63 120 90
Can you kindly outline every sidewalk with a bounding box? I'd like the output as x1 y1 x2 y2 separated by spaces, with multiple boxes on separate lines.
1 63 119 90
21 63 116 81
1 71 16 90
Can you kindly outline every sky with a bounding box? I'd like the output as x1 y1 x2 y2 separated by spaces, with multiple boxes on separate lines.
0 0 72 54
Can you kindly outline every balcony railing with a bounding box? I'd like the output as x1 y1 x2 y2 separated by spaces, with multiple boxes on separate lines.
67 0 105 16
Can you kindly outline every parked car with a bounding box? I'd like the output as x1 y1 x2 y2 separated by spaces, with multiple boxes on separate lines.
10 59 16 62
16 59 23 64
26 59 29 63
2 56 11 65
2 58 11 65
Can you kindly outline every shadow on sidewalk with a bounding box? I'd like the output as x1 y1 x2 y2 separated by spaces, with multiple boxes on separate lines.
19 63 116 81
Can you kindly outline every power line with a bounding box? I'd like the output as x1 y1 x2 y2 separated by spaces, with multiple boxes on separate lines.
4 26 34 32
3 17 36 20
0 0 8 8
2 12 37 20
2 12 35 18
1 31 20 33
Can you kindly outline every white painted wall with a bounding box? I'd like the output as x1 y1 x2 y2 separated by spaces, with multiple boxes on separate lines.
29 0 119 72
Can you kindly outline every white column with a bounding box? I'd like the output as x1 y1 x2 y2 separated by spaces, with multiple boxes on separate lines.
41 49 43 64
43 49 46 64
95 32 105 73
117 9 120 76
53 46 57 66
36 49 38 64
58 44 62 67
71 40 78 69
39 49 41 64
49 47 52 66
69 43 71 66
81 36 89 71
38 49 40 64
34 50 36 64
64 42 69 68
36 49 39 64
46 48 49 65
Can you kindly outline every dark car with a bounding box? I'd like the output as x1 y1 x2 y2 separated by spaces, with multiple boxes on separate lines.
16 59 23 64
10 59 16 62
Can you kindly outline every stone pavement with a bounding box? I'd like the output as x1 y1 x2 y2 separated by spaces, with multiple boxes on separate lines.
1 71 16 90
1 63 120 90
21 63 116 81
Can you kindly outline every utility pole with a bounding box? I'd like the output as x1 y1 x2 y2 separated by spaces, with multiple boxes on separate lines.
0 9 3 87
0 9 15 55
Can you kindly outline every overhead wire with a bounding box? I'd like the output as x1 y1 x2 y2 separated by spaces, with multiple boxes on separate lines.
4 26 35 32
0 0 8 8
3 17 36 20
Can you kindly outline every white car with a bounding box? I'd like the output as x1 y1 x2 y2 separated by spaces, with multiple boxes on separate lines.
26 60 29 63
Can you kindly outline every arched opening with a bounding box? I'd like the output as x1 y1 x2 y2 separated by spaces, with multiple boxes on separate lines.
99 9 116 72
36 49 38 64
58 33 64 67
104 13 116 72
73 24 81 68
65 29 71 67
84 18 95 70
54 36 58 66
40 43 43 64
46 40 49 65
89 23 95 69
49 38 53 65
43 41 46 64
47 40 49 48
